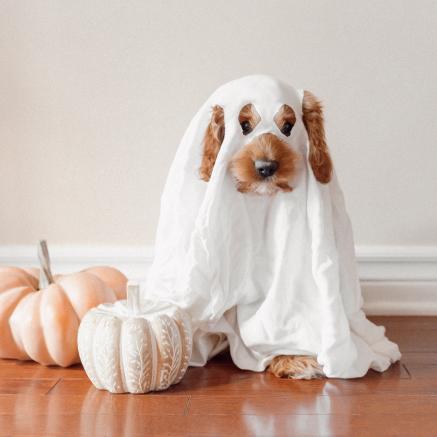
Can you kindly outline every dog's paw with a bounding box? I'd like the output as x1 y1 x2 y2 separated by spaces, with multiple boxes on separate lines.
268 355 324 380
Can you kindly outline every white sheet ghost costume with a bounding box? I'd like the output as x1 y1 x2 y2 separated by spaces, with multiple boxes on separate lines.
144 75 401 378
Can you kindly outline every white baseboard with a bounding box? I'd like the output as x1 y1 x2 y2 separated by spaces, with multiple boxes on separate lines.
0 245 154 281
0 245 436 316
361 281 437 316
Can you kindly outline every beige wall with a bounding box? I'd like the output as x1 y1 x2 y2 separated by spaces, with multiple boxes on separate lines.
1 0 436 246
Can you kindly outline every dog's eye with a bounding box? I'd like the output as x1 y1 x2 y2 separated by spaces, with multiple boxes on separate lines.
281 122 293 136
240 120 252 135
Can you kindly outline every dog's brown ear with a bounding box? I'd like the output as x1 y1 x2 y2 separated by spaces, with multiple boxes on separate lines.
302 90 333 184
199 105 225 182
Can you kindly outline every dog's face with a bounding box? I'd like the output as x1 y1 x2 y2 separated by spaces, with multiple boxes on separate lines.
199 90 332 194
230 103 299 194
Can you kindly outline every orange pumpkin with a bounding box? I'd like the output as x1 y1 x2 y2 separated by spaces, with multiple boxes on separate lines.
0 240 127 367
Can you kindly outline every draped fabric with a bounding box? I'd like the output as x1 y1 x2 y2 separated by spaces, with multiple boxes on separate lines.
144 75 400 378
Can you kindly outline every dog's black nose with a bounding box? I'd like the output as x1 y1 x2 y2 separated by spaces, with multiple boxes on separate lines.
255 160 279 178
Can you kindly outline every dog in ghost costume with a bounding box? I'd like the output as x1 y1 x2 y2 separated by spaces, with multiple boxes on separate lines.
199 88 329 377
145 75 400 379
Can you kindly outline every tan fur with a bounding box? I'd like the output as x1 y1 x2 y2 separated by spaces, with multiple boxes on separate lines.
238 103 261 131
274 104 296 130
199 105 225 182
230 133 298 194
268 355 324 379
302 90 333 183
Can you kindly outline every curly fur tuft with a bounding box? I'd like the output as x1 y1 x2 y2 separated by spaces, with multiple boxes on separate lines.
268 355 324 379
302 90 333 183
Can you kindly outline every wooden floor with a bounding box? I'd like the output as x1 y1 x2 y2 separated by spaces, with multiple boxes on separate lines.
0 317 436 437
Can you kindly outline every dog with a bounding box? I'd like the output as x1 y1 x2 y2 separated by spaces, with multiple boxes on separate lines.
198 90 331 379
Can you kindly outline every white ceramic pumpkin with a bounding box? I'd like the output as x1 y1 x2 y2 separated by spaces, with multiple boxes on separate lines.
78 282 192 394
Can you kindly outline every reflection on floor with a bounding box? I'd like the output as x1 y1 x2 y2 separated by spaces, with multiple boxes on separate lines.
0 317 436 436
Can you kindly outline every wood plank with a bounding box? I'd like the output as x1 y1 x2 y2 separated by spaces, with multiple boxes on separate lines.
180 378 437 396
188 393 437 416
177 362 413 397
371 316 437 352
46 378 187 397
0 393 187 416
402 365 437 379
0 378 58 395
400 351 437 366
0 359 86 379
0 413 102 437
370 316 437 330
0 317 436 436
2 413 435 437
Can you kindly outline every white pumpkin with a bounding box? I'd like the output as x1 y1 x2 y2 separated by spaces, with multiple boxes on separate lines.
78 282 192 394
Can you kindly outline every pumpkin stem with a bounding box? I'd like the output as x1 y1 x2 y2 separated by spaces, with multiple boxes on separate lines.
127 281 141 315
38 240 55 288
